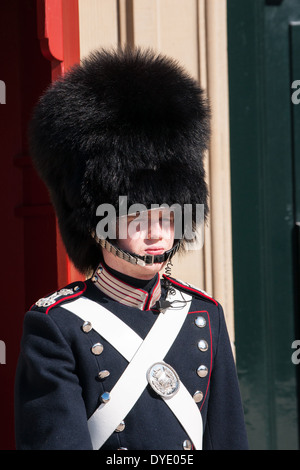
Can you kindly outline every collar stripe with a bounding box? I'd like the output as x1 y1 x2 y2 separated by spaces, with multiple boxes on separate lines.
100 275 142 302
98 281 143 306
102 270 146 297
92 264 161 311
96 284 145 309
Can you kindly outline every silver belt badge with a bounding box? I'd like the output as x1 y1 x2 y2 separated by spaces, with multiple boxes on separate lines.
147 362 180 399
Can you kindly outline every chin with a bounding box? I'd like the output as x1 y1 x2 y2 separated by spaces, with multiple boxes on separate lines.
135 262 165 279
103 249 167 280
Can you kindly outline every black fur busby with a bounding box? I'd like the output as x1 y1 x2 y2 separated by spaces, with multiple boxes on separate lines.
29 47 210 274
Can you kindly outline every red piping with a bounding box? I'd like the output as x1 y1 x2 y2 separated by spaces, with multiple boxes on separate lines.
45 282 87 314
30 282 87 314
198 310 213 411
145 273 161 310
163 275 218 306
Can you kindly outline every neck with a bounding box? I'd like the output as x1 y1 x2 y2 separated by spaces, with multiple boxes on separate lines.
102 260 158 290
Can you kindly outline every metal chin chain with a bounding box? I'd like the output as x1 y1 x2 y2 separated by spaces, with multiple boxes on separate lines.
95 235 188 313
95 238 180 267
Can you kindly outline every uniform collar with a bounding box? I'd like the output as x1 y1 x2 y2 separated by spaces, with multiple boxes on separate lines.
91 262 161 311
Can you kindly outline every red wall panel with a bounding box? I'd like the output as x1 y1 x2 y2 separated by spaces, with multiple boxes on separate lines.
0 0 80 449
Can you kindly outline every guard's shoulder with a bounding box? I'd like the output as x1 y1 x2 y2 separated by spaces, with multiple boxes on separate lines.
163 275 218 306
30 281 87 314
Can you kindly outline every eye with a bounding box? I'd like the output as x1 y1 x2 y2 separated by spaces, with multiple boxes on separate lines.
160 214 174 223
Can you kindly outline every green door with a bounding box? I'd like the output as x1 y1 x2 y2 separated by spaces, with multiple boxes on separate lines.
228 0 300 450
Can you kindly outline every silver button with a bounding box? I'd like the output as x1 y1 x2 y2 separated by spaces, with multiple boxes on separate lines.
118 448 128 450
198 339 208 352
98 370 110 380
101 391 110 403
82 321 92 333
115 421 125 433
197 365 208 378
91 343 104 355
183 439 192 450
92 275 98 282
195 316 206 328
193 390 203 403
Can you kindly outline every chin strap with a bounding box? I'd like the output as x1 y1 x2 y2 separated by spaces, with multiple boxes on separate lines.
97 238 180 266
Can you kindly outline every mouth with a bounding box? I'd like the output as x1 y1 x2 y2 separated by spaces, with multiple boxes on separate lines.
144 248 165 255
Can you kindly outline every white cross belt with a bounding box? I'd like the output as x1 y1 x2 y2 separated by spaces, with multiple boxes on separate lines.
62 290 203 450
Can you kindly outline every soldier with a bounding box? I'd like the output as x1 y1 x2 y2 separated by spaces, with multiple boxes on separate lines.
15 47 248 450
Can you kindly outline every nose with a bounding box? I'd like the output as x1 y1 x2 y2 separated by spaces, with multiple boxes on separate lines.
148 219 163 240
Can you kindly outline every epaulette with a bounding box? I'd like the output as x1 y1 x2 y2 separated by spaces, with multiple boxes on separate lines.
31 281 87 314
162 275 218 306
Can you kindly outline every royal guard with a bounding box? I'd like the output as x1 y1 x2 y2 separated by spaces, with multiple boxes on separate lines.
15 47 248 450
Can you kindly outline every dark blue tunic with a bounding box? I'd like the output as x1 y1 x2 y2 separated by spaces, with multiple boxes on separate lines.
14 267 248 450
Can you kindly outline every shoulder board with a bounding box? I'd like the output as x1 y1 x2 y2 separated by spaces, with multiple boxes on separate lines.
31 281 87 314
163 275 218 306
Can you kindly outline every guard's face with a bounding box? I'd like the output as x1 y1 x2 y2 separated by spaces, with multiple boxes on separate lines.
117 208 175 254
102 209 175 279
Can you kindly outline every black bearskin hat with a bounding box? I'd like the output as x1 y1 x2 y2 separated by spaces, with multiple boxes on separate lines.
29 47 210 274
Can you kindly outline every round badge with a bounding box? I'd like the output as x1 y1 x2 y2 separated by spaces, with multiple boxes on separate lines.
147 362 180 399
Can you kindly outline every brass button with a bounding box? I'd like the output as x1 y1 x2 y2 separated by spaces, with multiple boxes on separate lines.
197 365 208 378
115 421 125 433
101 391 110 403
193 390 203 403
183 439 192 450
98 370 110 380
82 321 92 333
198 339 208 352
91 343 104 355
195 316 206 328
